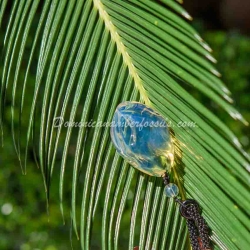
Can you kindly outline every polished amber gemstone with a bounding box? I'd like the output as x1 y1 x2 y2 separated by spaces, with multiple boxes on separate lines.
110 101 173 177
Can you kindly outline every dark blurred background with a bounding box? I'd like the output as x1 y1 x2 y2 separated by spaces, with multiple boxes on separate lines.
184 0 250 34
0 1 249 249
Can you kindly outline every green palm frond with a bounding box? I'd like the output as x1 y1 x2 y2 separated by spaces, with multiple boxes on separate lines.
1 0 250 249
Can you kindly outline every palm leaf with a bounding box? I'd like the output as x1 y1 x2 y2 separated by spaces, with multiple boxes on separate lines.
1 0 250 249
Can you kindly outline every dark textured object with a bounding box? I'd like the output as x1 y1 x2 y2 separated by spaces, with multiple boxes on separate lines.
187 219 200 250
185 201 211 250
179 199 200 219
162 173 211 250
162 172 170 185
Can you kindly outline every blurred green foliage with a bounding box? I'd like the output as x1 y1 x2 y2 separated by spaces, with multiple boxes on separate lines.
204 31 250 150
0 22 249 250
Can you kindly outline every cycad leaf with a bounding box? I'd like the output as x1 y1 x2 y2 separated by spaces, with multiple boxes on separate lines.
1 1 250 250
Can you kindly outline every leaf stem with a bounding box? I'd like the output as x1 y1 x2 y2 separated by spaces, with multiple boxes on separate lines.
93 0 150 105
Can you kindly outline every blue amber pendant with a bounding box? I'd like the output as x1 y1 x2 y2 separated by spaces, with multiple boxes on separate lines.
110 101 174 177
